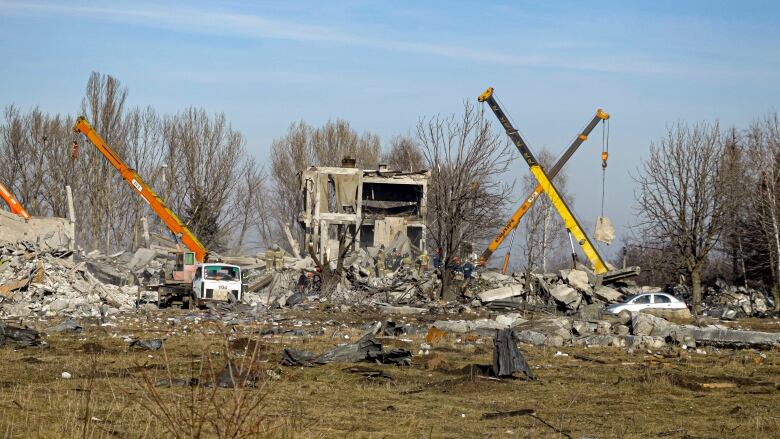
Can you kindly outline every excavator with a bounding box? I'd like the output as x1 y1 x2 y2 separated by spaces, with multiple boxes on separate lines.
0 181 31 220
478 107 609 271
72 117 243 307
478 87 638 283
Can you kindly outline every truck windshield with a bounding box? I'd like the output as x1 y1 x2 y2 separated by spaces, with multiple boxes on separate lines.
204 265 239 281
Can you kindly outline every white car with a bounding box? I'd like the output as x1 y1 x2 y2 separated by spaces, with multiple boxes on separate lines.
605 293 688 315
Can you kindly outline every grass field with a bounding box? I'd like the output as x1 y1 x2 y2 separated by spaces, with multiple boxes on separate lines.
1 307 779 438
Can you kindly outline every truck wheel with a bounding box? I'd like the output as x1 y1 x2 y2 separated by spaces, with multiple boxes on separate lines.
182 295 191 310
228 292 237 304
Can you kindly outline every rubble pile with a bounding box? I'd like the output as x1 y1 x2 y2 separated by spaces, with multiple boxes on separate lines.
240 244 637 314
432 309 780 351
701 280 774 319
0 241 138 318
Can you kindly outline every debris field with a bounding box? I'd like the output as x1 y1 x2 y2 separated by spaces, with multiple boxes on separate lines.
1 237 780 438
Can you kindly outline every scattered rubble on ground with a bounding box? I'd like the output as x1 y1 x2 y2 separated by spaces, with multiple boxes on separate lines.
2 237 780 361
0 241 140 319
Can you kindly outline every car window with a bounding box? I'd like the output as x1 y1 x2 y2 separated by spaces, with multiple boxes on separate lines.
633 295 651 304
653 294 671 303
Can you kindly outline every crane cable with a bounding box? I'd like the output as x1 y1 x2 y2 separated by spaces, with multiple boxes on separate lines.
600 118 609 217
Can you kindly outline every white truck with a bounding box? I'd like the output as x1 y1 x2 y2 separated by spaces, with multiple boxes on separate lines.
192 263 243 306
156 252 244 308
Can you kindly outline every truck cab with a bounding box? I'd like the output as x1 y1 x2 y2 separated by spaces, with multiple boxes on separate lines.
192 263 243 305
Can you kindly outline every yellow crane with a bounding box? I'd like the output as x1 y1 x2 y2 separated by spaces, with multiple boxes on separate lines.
479 107 609 271
478 87 609 275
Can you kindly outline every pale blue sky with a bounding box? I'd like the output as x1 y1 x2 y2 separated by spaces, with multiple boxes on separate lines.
2 1 779 259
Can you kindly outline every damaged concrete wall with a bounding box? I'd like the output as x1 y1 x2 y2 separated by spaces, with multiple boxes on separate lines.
0 210 73 250
298 165 429 261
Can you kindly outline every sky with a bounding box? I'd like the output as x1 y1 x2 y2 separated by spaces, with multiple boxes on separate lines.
1 0 779 260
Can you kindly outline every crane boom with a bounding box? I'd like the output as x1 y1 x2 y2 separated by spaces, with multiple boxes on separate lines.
0 181 31 220
478 87 608 275
72 117 208 263
479 108 609 265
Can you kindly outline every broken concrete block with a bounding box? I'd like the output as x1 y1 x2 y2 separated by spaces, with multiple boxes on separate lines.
690 326 780 348
48 299 69 312
640 308 692 322
613 324 630 336
721 308 737 320
631 312 677 337
572 321 595 336
85 261 126 285
596 321 612 335
578 303 603 322
546 335 565 347
549 284 581 309
566 269 592 294
478 285 523 303
616 309 632 325
127 248 160 270
495 313 525 328
480 271 511 283
593 285 622 303
432 314 526 334
753 295 768 314
624 335 666 350
515 330 547 346
572 335 615 347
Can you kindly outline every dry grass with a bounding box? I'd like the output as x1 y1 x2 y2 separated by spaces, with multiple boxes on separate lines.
1 308 779 438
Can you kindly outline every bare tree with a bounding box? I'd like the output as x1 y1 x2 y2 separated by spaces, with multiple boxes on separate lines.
633 122 728 315
516 148 571 273
0 106 55 216
232 158 268 254
162 108 248 253
80 72 129 253
0 71 265 256
745 112 780 310
418 101 514 298
122 106 165 250
381 135 424 172
269 119 381 249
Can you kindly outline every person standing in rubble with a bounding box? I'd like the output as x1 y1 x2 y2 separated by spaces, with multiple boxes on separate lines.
450 256 464 281
432 248 442 270
375 245 386 277
273 244 285 271
462 258 474 280
265 245 277 272
416 251 429 275
401 253 413 271
389 248 400 271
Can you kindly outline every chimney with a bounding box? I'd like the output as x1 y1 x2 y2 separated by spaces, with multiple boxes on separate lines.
377 163 389 172
341 157 356 168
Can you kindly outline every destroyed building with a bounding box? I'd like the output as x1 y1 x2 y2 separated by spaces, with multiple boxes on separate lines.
298 161 429 262
0 209 74 250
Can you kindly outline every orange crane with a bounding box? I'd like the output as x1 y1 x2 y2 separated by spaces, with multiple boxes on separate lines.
72 116 208 263
0 181 31 220
479 107 609 271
